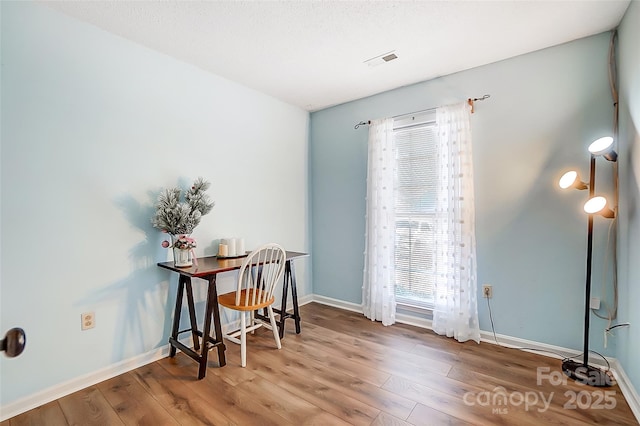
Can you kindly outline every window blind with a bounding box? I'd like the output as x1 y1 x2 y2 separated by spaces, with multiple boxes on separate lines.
394 121 437 308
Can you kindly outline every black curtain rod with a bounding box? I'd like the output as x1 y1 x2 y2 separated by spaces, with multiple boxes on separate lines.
354 94 491 129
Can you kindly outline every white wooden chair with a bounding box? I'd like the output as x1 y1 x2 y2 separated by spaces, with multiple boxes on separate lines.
217 243 287 367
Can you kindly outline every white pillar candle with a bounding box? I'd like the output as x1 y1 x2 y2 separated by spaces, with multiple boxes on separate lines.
235 238 245 256
218 243 228 257
227 238 237 257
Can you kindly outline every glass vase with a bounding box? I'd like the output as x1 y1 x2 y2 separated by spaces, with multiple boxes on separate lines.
171 235 193 267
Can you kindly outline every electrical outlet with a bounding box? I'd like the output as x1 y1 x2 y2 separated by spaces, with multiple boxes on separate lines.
483 285 493 298
81 312 95 330
590 297 601 310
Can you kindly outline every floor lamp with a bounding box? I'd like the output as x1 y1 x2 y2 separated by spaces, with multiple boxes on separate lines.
558 136 617 387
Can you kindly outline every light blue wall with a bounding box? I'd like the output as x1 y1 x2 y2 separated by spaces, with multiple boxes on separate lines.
310 33 621 354
0 1 309 410
2 0 637 417
616 0 640 399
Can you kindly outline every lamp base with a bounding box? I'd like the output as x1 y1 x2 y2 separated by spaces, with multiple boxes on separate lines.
561 359 613 387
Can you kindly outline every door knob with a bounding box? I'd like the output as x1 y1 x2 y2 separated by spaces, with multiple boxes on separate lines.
1 328 26 358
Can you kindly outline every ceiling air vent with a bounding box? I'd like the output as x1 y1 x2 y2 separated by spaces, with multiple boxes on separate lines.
364 51 398 67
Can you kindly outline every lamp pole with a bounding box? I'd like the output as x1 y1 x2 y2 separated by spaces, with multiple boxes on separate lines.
583 154 596 369
561 154 612 387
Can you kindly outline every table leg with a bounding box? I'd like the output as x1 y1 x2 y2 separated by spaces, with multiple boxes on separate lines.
184 278 201 352
198 279 214 379
198 275 226 379
277 262 291 339
253 258 303 339
209 276 226 368
169 276 185 358
289 261 302 334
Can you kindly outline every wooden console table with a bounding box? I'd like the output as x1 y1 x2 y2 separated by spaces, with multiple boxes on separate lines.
158 251 308 379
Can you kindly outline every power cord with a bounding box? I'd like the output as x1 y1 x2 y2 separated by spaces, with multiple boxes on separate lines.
604 322 631 348
485 296 611 371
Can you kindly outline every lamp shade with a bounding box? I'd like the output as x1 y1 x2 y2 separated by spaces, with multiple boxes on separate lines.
559 170 588 190
584 196 615 218
588 136 618 162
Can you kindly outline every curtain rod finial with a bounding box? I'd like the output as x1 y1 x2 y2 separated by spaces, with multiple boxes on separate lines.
354 120 370 129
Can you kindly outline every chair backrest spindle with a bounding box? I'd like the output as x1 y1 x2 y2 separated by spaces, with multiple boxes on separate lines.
235 243 286 307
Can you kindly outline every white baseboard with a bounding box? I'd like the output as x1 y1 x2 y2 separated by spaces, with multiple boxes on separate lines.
311 294 363 313
479 330 580 361
4 294 638 425
311 295 433 329
310 294 639 423
1 343 173 421
610 358 640 422
480 331 639 422
1 293 315 421
297 293 314 306
395 312 433 329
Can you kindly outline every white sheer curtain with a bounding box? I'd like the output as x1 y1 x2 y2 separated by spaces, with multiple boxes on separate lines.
362 118 396 326
432 102 481 343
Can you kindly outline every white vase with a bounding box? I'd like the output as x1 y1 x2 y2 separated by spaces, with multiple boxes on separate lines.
173 248 192 267
171 235 193 267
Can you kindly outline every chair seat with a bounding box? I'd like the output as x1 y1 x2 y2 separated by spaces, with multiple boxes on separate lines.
217 243 286 367
218 289 275 311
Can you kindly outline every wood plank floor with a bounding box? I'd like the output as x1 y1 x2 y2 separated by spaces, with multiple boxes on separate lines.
4 302 638 425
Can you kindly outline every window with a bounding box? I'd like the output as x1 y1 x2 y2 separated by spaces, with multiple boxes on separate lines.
394 112 437 309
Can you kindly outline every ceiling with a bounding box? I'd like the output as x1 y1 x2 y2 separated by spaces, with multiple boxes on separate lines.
47 1 631 112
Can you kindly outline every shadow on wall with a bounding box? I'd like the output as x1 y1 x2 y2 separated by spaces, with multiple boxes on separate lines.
73 192 177 363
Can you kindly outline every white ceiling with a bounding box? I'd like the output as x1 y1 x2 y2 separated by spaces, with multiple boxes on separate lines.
47 1 631 112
